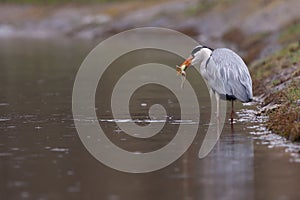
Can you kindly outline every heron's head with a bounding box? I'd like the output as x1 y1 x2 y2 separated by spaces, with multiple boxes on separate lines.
177 45 213 76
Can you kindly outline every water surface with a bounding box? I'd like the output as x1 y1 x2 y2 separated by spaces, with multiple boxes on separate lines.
0 38 299 200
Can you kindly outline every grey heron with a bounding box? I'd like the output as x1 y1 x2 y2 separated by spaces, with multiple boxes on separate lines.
177 45 253 124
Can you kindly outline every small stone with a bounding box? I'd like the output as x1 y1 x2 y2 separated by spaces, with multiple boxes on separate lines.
297 99 300 106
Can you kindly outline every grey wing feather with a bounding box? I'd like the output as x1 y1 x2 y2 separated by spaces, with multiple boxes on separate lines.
205 48 253 102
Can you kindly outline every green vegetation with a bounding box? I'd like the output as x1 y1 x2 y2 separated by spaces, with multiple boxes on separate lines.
268 81 300 142
250 42 300 142
279 19 300 45
271 79 281 87
251 42 300 95
185 0 236 16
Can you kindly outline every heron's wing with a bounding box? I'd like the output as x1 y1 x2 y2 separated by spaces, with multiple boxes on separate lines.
205 48 253 102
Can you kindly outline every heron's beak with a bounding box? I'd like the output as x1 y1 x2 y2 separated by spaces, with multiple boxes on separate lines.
176 56 193 76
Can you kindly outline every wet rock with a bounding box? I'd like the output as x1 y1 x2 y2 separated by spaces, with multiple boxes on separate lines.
297 99 300 106
256 104 281 116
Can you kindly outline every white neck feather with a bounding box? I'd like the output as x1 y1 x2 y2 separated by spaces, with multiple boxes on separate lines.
201 48 212 66
192 48 212 79
192 48 212 68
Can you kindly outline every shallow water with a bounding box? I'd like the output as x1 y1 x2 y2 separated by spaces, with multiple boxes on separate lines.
0 38 299 200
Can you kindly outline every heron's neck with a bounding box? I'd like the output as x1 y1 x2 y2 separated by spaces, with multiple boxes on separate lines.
199 49 212 68
198 49 213 79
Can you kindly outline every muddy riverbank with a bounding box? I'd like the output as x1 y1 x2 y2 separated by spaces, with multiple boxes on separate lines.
250 42 300 142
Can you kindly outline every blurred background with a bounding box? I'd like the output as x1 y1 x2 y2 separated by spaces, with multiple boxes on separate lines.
1 0 300 62
0 0 300 200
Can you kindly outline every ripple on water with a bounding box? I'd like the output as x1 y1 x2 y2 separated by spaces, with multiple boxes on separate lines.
100 118 198 136
50 147 69 153
67 182 80 193
170 119 198 125
238 109 300 163
99 119 166 123
75 116 199 125
7 180 28 188
0 152 13 157
99 118 198 124
20 191 30 199
0 118 10 122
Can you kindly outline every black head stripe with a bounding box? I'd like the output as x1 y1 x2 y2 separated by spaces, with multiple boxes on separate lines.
191 46 203 56
202 45 214 51
191 45 214 57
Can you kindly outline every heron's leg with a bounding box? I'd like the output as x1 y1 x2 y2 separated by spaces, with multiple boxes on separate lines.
209 88 214 101
209 88 217 116
215 92 220 120
230 100 234 124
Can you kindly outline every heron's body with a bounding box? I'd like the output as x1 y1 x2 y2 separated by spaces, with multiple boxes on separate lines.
178 45 253 123
198 48 253 103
